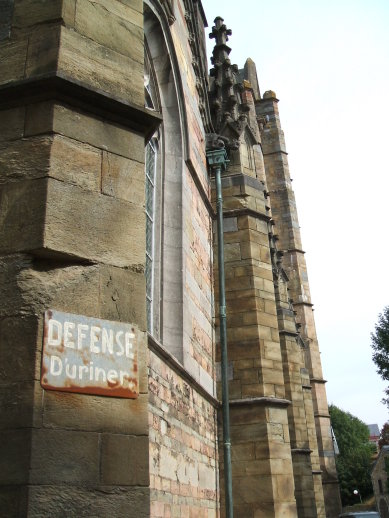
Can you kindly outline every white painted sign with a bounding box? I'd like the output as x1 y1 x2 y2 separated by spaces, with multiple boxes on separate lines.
41 310 139 398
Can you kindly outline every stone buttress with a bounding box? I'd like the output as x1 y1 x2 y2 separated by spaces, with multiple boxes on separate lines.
0 1 159 515
257 90 342 518
209 17 297 517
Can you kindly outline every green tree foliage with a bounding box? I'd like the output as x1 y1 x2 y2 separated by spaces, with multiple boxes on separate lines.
371 306 389 407
329 405 374 505
379 422 389 449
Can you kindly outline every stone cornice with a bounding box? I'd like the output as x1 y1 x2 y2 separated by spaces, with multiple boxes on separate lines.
229 396 291 408
262 150 288 156
0 73 163 141
279 330 299 338
218 208 271 222
311 377 327 384
291 448 313 455
293 302 314 308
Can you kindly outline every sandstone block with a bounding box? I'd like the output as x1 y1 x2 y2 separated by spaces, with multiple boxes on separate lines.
58 26 143 106
0 107 25 142
0 134 101 190
28 485 150 518
100 264 146 323
0 38 28 86
0 254 100 318
0 179 46 254
0 136 51 184
0 314 40 381
25 102 144 162
102 151 145 203
50 134 102 190
230 422 267 443
241 384 264 398
232 459 272 477
231 443 255 461
75 0 143 59
25 25 60 78
42 390 149 435
0 486 28 518
0 429 31 484
29 429 100 484
1 177 145 266
101 433 149 486
223 243 241 262
0 381 42 430
233 475 274 504
12 0 76 29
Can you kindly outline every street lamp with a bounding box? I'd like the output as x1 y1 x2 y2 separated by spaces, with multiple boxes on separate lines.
353 489 362 504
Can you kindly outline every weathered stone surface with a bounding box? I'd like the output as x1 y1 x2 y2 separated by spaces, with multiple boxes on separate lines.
43 178 145 266
0 429 31 484
75 0 143 59
12 0 76 29
29 429 100 484
0 381 41 430
50 135 102 191
25 24 60 77
0 180 46 253
27 485 150 518
42 391 148 435
0 254 100 317
100 265 146 329
25 102 145 162
0 314 40 381
0 135 100 189
101 433 149 486
0 485 28 518
102 151 144 204
0 177 145 266
0 37 28 86
0 136 51 184
0 107 25 141
58 25 144 105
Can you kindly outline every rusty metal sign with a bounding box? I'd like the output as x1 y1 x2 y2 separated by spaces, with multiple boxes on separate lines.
41 310 139 398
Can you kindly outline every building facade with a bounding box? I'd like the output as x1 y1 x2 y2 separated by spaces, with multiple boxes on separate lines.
0 0 341 516
372 445 389 518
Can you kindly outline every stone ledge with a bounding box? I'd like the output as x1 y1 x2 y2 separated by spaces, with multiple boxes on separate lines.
279 330 299 338
148 334 219 408
229 396 291 408
293 301 314 307
291 448 313 455
0 73 162 140
219 208 271 222
311 377 327 384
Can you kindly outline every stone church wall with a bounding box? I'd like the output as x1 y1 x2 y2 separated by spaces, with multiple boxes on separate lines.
148 347 218 517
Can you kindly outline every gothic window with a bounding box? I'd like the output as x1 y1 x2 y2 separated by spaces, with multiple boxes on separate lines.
144 38 162 337
144 1 185 361
145 137 158 332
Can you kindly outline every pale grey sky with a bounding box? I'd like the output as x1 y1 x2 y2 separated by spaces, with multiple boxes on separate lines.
204 0 389 429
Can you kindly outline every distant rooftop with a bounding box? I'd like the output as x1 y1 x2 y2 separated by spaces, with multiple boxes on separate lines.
368 424 380 437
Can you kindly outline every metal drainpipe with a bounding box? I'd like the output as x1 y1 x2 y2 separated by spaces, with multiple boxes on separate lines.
206 148 233 518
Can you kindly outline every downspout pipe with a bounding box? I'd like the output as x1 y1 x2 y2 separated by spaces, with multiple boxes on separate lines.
206 147 233 518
